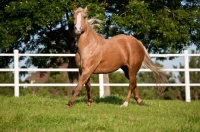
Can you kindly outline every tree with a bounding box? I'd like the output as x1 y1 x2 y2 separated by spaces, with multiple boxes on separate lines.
0 0 74 82
106 0 200 54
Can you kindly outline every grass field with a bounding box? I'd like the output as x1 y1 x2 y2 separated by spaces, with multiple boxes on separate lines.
0 95 200 132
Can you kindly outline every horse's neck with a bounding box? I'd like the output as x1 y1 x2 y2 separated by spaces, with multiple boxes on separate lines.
77 24 103 48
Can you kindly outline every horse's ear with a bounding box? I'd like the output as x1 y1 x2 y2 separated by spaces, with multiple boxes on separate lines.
84 6 88 13
73 5 77 12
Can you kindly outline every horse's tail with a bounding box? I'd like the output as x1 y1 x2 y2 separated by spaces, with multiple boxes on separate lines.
139 41 168 93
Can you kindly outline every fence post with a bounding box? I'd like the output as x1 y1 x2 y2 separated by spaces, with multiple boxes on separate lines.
14 50 19 97
99 74 104 98
184 50 191 102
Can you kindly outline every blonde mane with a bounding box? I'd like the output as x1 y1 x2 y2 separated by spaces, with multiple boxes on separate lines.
88 17 104 31
74 7 84 13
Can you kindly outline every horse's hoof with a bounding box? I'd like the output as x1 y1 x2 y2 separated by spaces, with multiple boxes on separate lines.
87 102 91 107
120 102 128 107
120 104 128 108
138 100 144 106
65 104 71 108
66 102 72 108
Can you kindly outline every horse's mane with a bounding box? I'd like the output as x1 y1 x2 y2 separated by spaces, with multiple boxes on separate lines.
74 7 84 13
88 17 104 31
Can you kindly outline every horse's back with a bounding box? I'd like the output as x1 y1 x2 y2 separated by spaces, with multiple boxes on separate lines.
106 34 145 58
93 34 145 73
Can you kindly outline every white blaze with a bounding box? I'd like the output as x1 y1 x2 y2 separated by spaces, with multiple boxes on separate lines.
75 13 82 31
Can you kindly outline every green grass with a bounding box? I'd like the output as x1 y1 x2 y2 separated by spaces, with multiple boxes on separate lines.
0 95 200 132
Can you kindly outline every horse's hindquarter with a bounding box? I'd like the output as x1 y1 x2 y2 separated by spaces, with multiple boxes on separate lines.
93 35 145 74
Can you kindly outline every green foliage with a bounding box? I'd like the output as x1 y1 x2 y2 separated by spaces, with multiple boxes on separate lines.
137 70 180 100
189 51 200 100
0 0 73 71
109 72 129 95
25 72 100 98
26 72 72 97
0 72 14 96
0 72 26 96
137 71 158 99
111 0 200 53
0 95 200 131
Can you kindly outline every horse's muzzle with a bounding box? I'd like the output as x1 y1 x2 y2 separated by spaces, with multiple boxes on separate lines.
74 26 82 35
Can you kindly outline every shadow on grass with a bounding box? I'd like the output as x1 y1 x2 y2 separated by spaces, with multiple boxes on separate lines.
73 95 124 105
94 95 124 105
73 95 151 106
73 95 150 107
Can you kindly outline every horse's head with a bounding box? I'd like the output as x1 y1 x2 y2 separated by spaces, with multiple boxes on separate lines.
73 6 88 35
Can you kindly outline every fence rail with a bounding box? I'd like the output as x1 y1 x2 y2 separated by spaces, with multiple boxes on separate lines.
1 50 200 102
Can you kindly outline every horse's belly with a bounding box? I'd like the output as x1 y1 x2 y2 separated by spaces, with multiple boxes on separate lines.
93 60 123 74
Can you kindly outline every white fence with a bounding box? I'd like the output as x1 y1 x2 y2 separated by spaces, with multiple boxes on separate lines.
1 50 200 102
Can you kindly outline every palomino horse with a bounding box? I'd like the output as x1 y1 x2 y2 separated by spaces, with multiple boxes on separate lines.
66 6 167 107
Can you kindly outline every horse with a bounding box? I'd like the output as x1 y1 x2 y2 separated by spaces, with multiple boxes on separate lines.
66 6 167 107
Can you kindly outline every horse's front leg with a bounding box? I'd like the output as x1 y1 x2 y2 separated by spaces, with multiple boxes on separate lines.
66 69 92 107
85 78 93 106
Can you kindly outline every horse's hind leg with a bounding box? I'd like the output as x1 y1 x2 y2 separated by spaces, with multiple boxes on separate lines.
121 67 143 107
133 86 143 105
85 78 93 106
